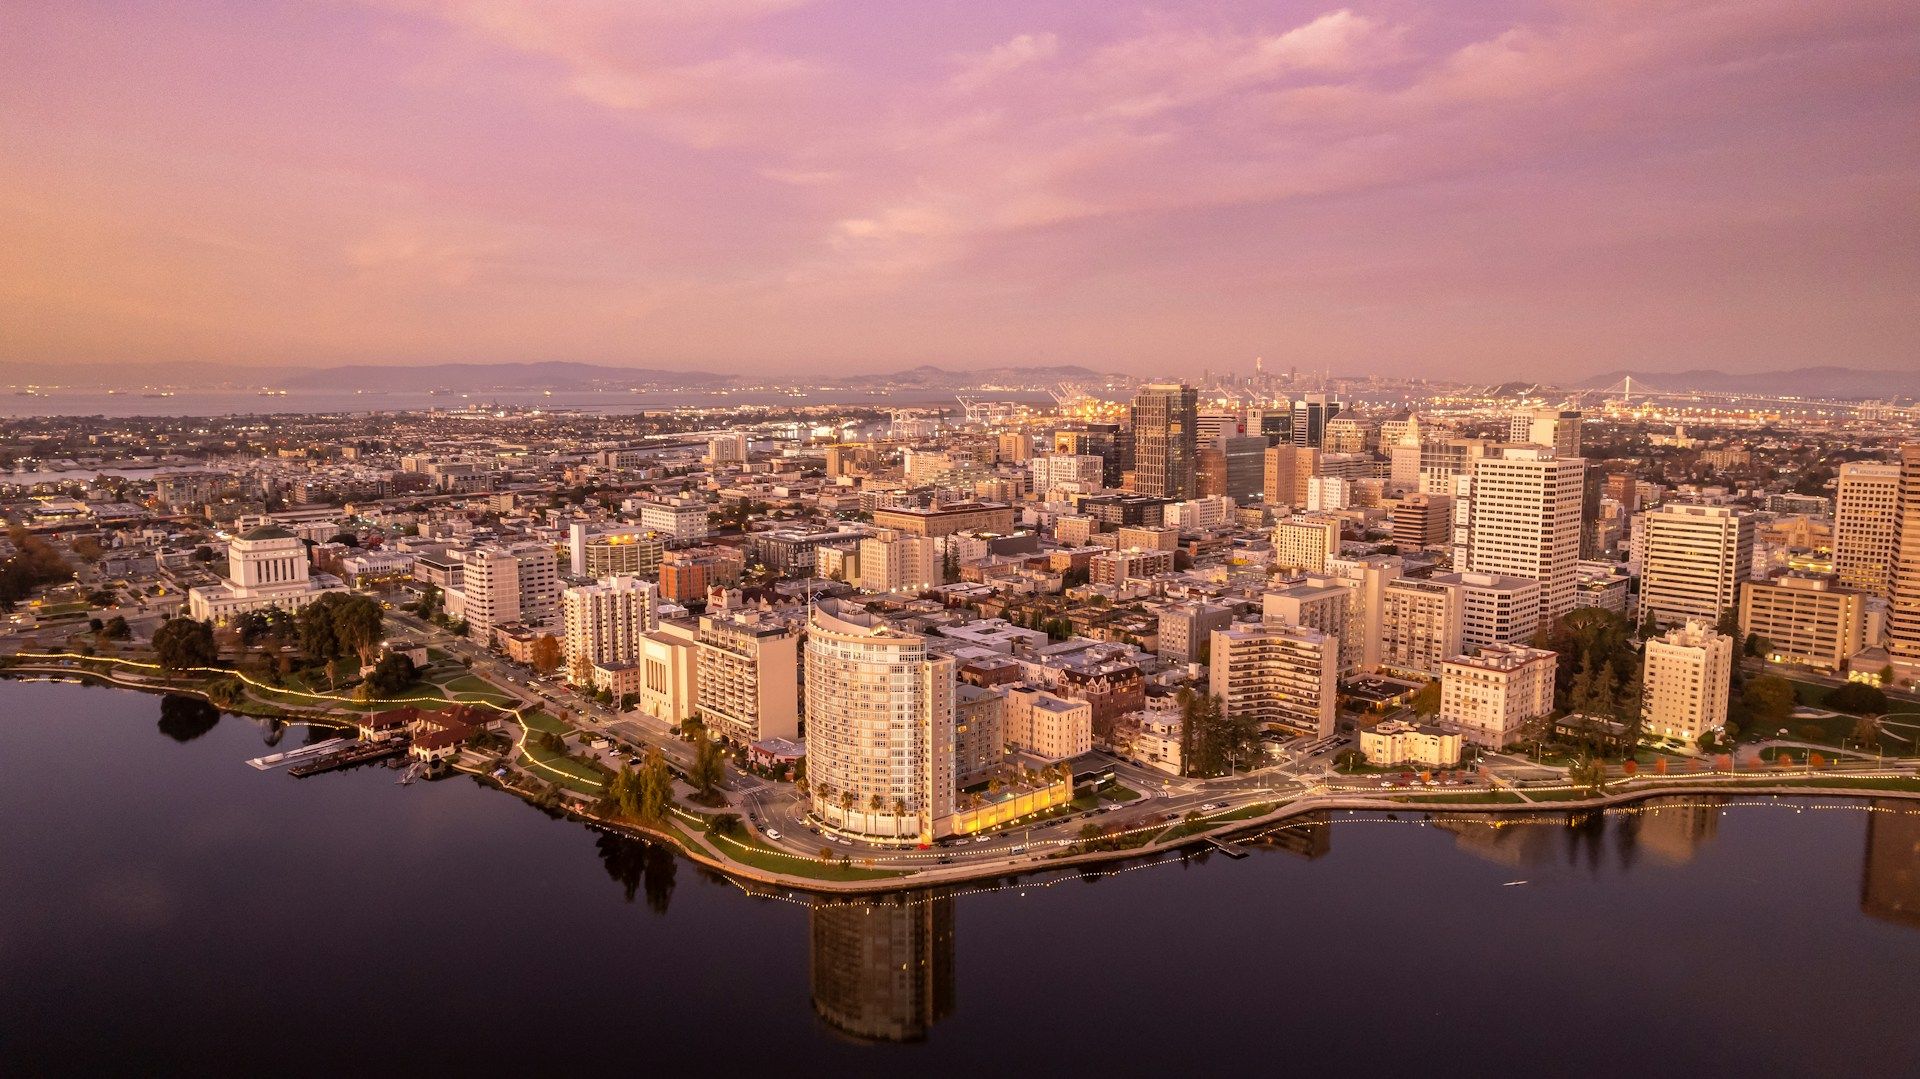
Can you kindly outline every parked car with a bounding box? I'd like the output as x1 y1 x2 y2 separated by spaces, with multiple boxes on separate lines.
764 828 782 841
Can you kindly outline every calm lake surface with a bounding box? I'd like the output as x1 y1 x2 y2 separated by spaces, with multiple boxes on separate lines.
4 679 1919 1077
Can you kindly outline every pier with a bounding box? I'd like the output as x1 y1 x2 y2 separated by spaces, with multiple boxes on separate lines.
287 739 407 777
247 737 351 771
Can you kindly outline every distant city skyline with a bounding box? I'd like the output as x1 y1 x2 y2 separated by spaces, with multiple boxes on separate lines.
3 1 1916 378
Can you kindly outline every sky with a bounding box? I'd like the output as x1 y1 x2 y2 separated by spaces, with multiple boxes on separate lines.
1 0 1916 381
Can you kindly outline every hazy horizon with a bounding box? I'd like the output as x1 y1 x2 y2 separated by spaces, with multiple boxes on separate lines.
4 2 1916 381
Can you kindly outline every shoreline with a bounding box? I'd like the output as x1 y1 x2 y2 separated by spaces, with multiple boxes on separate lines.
8 661 1918 896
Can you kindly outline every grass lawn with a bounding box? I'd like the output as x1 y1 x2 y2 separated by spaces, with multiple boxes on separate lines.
1155 802 1278 842
519 741 608 793
443 674 517 705
710 830 905 881
1396 790 1527 804
518 709 571 736
1722 775 1920 793
1101 783 1143 802
1515 788 1595 803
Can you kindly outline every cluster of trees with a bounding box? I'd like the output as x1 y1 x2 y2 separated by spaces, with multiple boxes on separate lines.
363 652 419 698
154 617 219 672
610 747 674 822
530 634 563 674
296 592 385 665
1177 687 1262 778
0 529 74 610
1538 609 1642 725
1010 607 1076 641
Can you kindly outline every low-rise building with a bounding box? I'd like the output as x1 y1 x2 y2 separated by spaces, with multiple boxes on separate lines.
1359 719 1463 768
1439 643 1557 748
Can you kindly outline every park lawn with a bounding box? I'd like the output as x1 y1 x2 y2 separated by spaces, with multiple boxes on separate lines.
710 830 905 881
1155 802 1278 842
1397 789 1526 804
519 741 609 794
518 709 571 736
1724 775 1920 793
1513 788 1593 803
1766 709 1869 748
1787 679 1830 706
443 674 517 706
1101 783 1143 802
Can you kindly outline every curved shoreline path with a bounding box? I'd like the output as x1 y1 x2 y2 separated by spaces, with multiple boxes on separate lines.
6 649 1919 896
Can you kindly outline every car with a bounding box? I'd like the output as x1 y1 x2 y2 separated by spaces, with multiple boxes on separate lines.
628 756 642 767
973 834 989 844
1009 844 1027 853
764 828 783 841
1201 802 1223 811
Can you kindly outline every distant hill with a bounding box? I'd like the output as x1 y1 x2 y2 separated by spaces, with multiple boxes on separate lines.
837 364 1112 388
1570 366 1920 399
0 359 1117 393
277 361 731 392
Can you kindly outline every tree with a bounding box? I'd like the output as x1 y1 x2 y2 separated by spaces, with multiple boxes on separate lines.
364 652 418 698
414 582 443 622
1823 682 1888 716
689 722 725 797
636 747 673 822
530 634 563 675
100 615 131 640
154 617 218 673
1852 714 1882 751
1410 680 1440 716
568 649 594 687
297 592 384 664
1740 675 1796 733
71 536 104 564
328 532 360 548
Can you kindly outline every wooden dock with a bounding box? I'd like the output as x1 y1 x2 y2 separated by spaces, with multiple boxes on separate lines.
1205 837 1249 859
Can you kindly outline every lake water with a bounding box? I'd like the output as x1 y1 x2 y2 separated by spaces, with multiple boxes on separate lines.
4 678 1918 1076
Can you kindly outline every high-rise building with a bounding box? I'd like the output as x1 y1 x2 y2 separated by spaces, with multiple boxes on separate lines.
1464 446 1585 622
706 432 749 466
1641 620 1733 743
805 601 957 842
1836 461 1900 597
1129 383 1198 499
1393 492 1452 550
1289 393 1341 448
1440 644 1557 748
1738 573 1868 672
858 529 939 593
695 610 800 744
1888 444 1920 679
1431 571 1542 650
459 543 561 643
570 524 666 579
1272 513 1341 574
1381 576 1465 677
1157 601 1234 666
1506 408 1583 459
562 576 658 684
1003 686 1094 761
1209 623 1339 738
1029 453 1105 492
637 496 709 544
1636 503 1753 629
1264 444 1320 508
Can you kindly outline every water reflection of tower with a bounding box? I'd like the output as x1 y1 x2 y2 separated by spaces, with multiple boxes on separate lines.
1433 815 1564 867
1635 796 1722 865
1862 799 1920 930
810 893 956 1043
1255 812 1331 859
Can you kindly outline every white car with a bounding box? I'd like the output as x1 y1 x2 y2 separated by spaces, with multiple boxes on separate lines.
765 828 783 841
1200 802 1223 811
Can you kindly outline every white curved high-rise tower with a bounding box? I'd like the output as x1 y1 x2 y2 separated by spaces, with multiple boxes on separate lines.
805 600 955 843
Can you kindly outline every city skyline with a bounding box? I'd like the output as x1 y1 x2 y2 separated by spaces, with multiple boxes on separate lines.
4 1 1917 378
